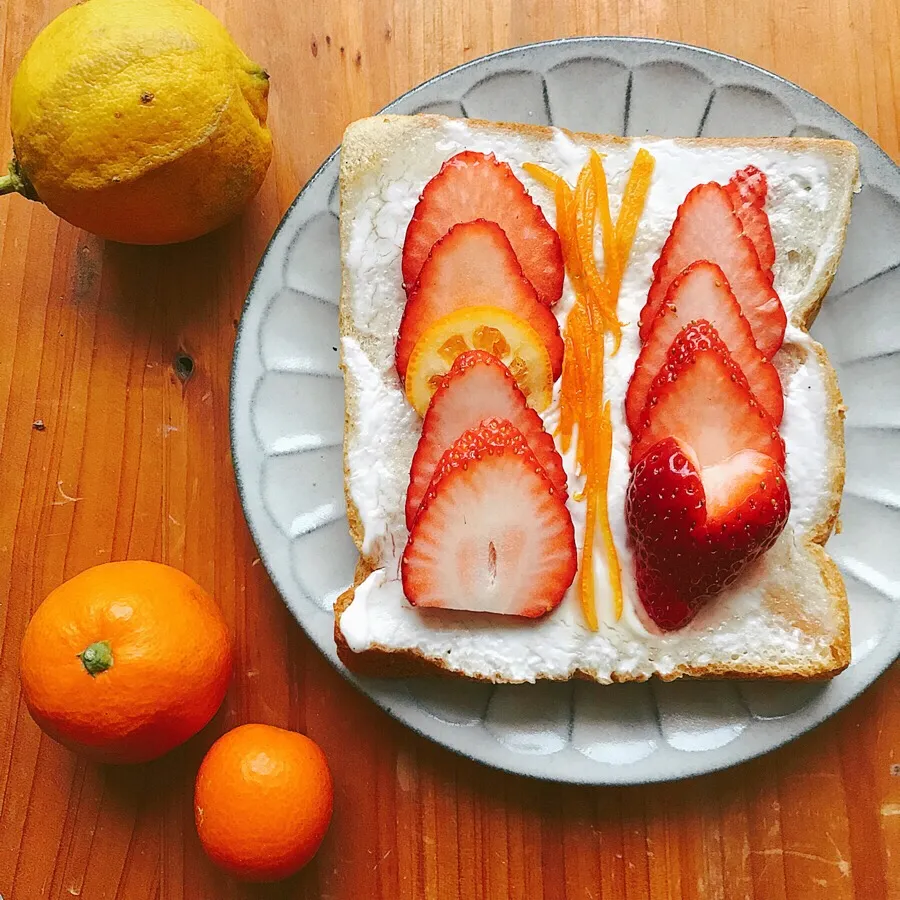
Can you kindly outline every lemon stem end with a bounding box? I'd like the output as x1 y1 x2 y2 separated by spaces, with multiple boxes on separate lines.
0 158 39 201
0 173 19 197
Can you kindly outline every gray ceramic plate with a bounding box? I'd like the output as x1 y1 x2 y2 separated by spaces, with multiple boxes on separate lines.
230 37 900 784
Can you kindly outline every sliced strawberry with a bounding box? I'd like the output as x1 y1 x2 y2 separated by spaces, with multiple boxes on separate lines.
405 351 566 529
626 436 790 630
402 418 576 617
629 321 785 469
402 151 564 305
396 220 564 381
639 182 786 357
725 166 776 275
625 261 783 432
726 164 767 207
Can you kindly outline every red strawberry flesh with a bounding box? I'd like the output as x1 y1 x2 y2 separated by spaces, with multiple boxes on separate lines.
405 350 566 529
626 437 790 630
726 164 768 207
630 320 785 469
639 182 786 357
402 418 576 617
402 151 564 305
625 260 784 432
395 219 564 381
725 166 776 274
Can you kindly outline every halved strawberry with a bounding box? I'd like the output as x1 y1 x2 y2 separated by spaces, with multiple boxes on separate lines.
402 151 564 305
625 261 783 432
396 220 564 381
405 351 566 529
626 436 790 630
629 321 785 469
725 166 776 275
402 418 576 617
639 182 786 357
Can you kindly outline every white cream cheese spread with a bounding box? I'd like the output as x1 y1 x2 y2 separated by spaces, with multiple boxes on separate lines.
339 120 844 681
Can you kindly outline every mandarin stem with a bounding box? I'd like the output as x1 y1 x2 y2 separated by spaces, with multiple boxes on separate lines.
78 640 114 676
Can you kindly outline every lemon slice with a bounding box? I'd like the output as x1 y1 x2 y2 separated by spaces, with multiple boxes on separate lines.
404 305 553 416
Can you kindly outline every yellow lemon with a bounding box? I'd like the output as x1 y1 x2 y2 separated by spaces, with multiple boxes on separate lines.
1 0 272 244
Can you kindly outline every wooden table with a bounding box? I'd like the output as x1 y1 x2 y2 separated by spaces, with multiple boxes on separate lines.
0 1 898 897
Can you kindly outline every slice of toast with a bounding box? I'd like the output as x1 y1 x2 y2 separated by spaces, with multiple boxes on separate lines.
335 114 859 684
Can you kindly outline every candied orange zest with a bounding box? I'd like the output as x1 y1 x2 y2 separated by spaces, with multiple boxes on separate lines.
580 476 599 630
556 183 584 292
614 148 656 277
558 331 579 457
589 151 622 351
521 162 563 194
594 401 623 619
574 161 614 334
526 151 652 628
577 342 604 630
524 163 585 295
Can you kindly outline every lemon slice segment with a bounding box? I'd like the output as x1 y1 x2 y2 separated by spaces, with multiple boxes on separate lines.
404 305 553 416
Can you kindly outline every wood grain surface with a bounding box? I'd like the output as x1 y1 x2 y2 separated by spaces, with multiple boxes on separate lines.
0 1 898 898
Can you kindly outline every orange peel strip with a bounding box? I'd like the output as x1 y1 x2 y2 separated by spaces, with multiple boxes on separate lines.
589 150 622 351
578 321 607 629
574 160 614 334
590 151 619 297
578 350 603 630
594 401 623 619
615 149 656 252
524 152 654 629
580 479 600 630
611 148 656 298
558 336 578 457
556 181 587 297
522 161 564 194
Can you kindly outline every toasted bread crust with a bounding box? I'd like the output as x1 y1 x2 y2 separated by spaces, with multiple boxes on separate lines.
336 114 857 682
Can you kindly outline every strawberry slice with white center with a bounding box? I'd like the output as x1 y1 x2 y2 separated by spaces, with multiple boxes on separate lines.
405 350 566 529
402 418 576 617
625 260 784 432
396 219 564 381
629 320 785 469
402 151 564 305
626 436 790 630
725 165 776 275
639 182 786 357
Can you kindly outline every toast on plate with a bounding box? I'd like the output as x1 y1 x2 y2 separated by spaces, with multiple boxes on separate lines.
335 113 859 684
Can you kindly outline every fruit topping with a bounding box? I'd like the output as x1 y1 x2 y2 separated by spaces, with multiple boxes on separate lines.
626 436 790 630
395 219 564 381
725 165 776 275
524 149 655 627
402 151 564 305
726 164 767 206
576 153 621 347
614 148 658 292
625 260 784 432
405 350 566 529
630 321 785 469
401 418 577 617
404 305 553 416
639 182 786 357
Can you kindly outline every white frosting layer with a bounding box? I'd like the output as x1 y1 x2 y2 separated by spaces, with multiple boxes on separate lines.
339 121 844 681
